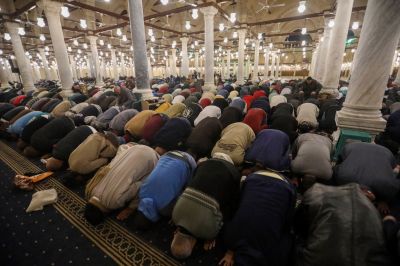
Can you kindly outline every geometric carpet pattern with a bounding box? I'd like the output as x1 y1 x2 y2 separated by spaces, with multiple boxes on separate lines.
0 141 179 265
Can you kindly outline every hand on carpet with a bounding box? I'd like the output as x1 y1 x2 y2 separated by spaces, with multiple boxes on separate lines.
377 201 390 216
219 250 234 266
203 239 216 251
117 207 135 221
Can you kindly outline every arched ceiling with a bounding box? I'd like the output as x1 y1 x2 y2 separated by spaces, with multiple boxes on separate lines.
0 0 367 67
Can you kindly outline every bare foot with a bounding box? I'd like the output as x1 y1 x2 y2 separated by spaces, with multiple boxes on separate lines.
116 207 135 221
219 250 234 266
203 239 216 251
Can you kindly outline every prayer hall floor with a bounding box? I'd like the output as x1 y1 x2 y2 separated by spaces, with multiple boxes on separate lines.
0 140 223 265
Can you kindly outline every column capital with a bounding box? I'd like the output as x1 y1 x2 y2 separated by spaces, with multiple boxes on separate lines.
87 36 98 41
238 28 247 37
200 6 218 17
5 22 20 34
170 48 177 53
38 0 62 16
180 37 189 43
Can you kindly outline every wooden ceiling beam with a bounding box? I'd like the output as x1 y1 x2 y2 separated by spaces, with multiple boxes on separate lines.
144 2 212 21
11 1 37 18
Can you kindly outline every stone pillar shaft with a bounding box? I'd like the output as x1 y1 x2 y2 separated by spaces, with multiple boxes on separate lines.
337 0 400 134
180 37 189 77
38 48 52 80
270 53 276 79
170 49 177 76
237 29 246 84
264 48 270 79
315 18 332 82
110 49 118 79
253 41 260 82
201 6 218 90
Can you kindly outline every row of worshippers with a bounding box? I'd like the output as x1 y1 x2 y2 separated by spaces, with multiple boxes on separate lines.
0 75 400 265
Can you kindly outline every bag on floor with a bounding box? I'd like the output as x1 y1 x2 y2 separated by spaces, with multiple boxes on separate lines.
13 172 53 191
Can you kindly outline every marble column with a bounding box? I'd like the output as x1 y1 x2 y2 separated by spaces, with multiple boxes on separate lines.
200 6 218 90
170 49 178 76
165 56 170 77
5 22 35 92
322 0 354 94
120 53 126 77
225 50 231 80
110 49 118 79
264 48 270 79
39 0 73 96
88 36 103 85
69 55 77 81
391 50 398 77
147 56 153 80
180 37 190 77
127 0 152 98
194 51 199 75
270 52 276 79
309 45 319 78
0 63 9 87
315 15 332 82
337 0 400 134
275 54 280 79
253 41 260 82
38 48 52 80
237 28 247 85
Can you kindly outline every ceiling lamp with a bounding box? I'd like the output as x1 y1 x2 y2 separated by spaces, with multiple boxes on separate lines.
165 50 168 56
148 28 153 36
224 37 228 43
61 6 70 18
4 33 11 41
328 19 335 28
172 40 176 48
298 1 306 13
219 23 224 32
116 28 122 36
301 27 307 35
194 40 198 46
351 49 355 53
45 46 49 51
104 0 110 2
37 17 45 27
161 0 169 5
73 39 79 46
150 47 154 54
245 38 249 44
252 42 255 48
352 21 359 30
185 21 191 30
18 27 25 35
45 51 49 56
301 40 306 46
122 35 127 42
282 53 285 56
107 43 111 49
0 50 2 55
25 51 29 56
233 31 238 38
99 39 104 46
130 46 133 51
191 44 194 49
230 13 236 23
192 9 198 19
302 47 306 52
150 35 155 42
80 19 87 29
258 33 262 40
67 46 72 52
269 43 273 48
39 34 46 41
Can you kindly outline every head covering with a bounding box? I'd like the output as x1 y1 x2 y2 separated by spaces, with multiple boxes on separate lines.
250 99 270 115
186 117 223 158
280 87 292 96
242 95 254 108
124 110 157 138
172 89 182 97
142 114 169 144
253 90 266 99
183 96 198 106
228 90 239 100
182 103 203 126
194 105 222 127
269 114 298 144
229 98 246 113
201 92 215 101
245 129 291 171
163 103 186 118
192 92 202 100
51 100 72 118
239 86 250 97
162 94 173 103
211 122 255 165
270 95 287 108
297 103 319 128
153 117 192 151
217 89 229 99
155 102 172 113
199 98 212 108
212 98 229 111
243 108 268 134
172 95 186 104
180 89 191 99
219 107 243 129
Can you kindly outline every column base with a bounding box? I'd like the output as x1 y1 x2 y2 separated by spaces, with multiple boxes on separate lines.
337 107 387 137
133 88 154 100
319 88 339 97
60 88 73 99
202 82 216 91
235 80 245 86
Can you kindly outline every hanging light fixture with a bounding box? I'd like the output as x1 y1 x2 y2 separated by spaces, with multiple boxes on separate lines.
99 39 104 46
164 50 168 56
352 21 359 30
351 49 355 53
61 6 70 17
233 31 238 38
172 40 176 48
122 35 127 42
219 23 224 32
224 37 228 43
25 51 29 56
298 1 306 13
0 50 3 55
191 44 194 49
194 40 198 46
185 21 191 30
258 33 263 40
45 51 49 56
252 42 255 48
301 40 306 46
269 43 273 48
67 46 72 52
73 39 79 46
328 19 335 28
18 27 25 35
37 17 45 27
80 19 87 29
39 34 46 41
104 0 110 2
245 38 249 44
83 43 88 49
148 28 153 36
150 35 155 42
4 33 11 41
44 46 49 51
107 43 111 49
161 0 169 5
230 13 236 23
130 46 133 51
302 47 306 52
116 28 122 36
192 9 198 19
301 27 307 35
